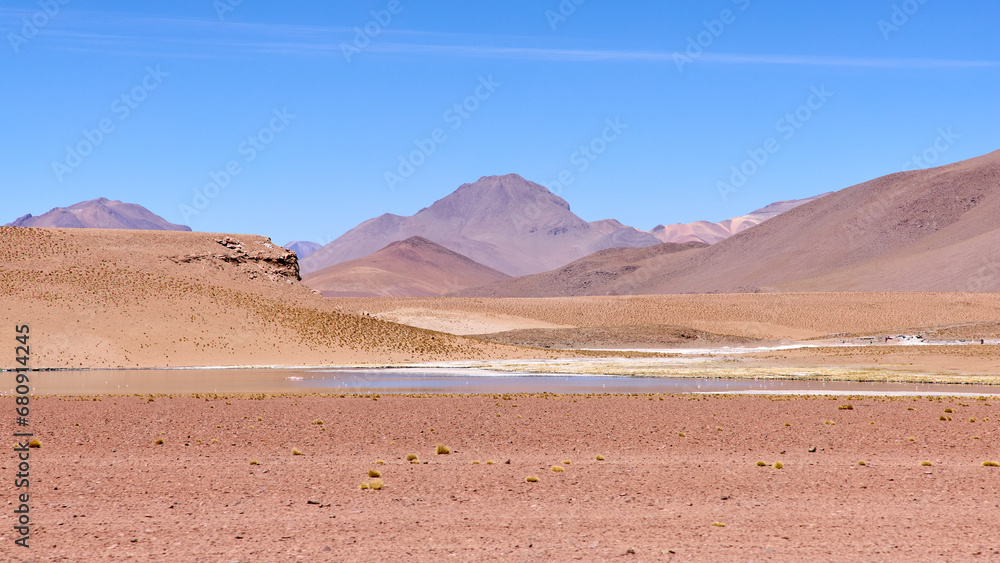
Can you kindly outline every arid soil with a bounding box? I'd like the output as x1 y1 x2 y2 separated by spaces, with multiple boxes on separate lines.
0 228 546 369
3 394 999 561
336 293 1000 341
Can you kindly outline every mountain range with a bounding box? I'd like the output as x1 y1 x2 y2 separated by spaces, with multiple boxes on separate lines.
7 148 997 296
462 149 1000 295
299 174 662 277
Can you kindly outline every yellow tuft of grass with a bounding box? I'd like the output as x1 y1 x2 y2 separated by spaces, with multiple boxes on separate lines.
551 466 564 472
311 419 323 425
824 420 836 425
406 453 418 461
471 460 481 464
677 432 686 437
359 481 369 490
858 461 866 466
773 462 784 469
756 461 767 467
485 460 495 465
250 460 259 465
908 437 915 441
376 459 385 464
716 426 723 431
711 522 726 527
525 476 539 483
367 469 381 478
291 448 303 456
28 439 41 448
921 461 932 466
436 444 451 455
595 455 605 461
982 460 1000 467
368 478 383 490
838 404 854 410
562 460 571 465
154 439 164 445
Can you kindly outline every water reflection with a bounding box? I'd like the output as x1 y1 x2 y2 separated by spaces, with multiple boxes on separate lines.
6 367 1000 396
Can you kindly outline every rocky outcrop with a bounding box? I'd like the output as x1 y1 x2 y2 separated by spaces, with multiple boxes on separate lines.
173 237 300 282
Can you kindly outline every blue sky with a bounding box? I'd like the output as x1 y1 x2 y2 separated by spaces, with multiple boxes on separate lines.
2 0 997 246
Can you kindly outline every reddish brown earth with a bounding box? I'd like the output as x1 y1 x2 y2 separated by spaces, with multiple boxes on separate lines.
461 149 1000 296
303 236 510 298
4 394 999 561
299 174 661 276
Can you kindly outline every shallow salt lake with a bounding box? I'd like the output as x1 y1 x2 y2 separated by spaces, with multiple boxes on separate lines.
5 367 1000 396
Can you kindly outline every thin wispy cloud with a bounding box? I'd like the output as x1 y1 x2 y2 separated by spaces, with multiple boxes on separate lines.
3 9 995 69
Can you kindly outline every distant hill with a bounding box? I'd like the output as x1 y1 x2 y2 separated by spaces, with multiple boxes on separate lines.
300 174 661 276
453 241 706 297
284 241 321 259
303 236 510 297
460 149 1000 295
650 193 831 244
6 198 190 231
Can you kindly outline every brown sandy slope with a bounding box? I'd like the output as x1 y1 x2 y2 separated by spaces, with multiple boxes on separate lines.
0 228 545 369
300 174 661 276
333 293 1000 342
6 197 190 231
650 193 831 244
9 394 1000 561
303 236 510 298
454 241 706 298
466 149 1000 296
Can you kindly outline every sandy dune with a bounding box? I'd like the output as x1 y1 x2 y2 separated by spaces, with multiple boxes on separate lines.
7 393 1000 561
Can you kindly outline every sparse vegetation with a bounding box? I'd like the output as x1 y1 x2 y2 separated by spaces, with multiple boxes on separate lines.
921 461 932 466
368 478 384 490
291 447 303 455
983 461 999 467
858 461 866 466
525 476 539 482
250 460 259 465
154 438 164 445
838 404 854 410
376 459 385 464
406 453 418 461
756 461 767 467
562 460 571 465
595 455 605 461
552 466 564 472
711 522 726 527
436 444 451 455
486 460 495 465
359 481 369 490
368 469 381 478
773 462 784 469
311 419 323 425
28 439 41 448
471 460 480 464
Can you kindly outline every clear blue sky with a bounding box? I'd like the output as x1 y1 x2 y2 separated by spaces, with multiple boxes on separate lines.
2 0 997 245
